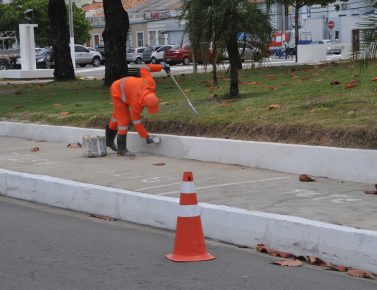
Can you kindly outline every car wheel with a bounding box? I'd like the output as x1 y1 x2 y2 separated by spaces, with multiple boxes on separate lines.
92 57 101 67
151 57 157 64
0 62 9 70
182 57 190 65
135 58 142 64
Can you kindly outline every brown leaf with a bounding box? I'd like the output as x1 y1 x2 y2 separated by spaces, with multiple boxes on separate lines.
59 112 71 116
256 243 269 254
152 163 166 166
160 101 169 105
67 143 82 148
30 146 40 152
372 77 377 81
273 259 303 267
330 80 340 85
268 86 278 90
268 104 281 110
90 214 116 221
364 190 377 195
327 264 348 272
307 256 326 266
347 269 374 279
269 250 292 258
299 174 315 182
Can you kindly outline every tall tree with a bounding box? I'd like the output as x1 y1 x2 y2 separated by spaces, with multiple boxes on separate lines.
48 0 75 80
102 0 129 86
183 0 273 97
0 0 90 47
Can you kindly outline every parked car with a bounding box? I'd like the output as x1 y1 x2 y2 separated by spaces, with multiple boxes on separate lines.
142 45 161 63
163 43 192 65
96 45 105 64
35 47 50 68
45 44 102 68
150 45 174 64
126 47 145 64
321 39 342 55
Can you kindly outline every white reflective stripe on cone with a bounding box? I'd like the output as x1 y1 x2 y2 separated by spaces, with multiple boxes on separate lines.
178 205 200 217
181 181 196 194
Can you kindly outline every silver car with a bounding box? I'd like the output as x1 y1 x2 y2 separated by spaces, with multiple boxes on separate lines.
45 44 102 68
126 47 145 64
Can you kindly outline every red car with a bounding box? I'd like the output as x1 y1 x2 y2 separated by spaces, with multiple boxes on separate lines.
163 43 192 65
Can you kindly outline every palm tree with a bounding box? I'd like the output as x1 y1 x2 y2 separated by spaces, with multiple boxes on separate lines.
182 0 273 97
355 0 377 61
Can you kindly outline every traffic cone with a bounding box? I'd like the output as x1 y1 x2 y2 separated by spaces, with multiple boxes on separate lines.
166 172 216 262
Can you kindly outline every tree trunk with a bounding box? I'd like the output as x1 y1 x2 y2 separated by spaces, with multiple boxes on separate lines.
48 0 75 80
103 0 129 86
226 36 239 97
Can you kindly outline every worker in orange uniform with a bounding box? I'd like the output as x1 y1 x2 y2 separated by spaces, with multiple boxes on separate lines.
105 63 170 156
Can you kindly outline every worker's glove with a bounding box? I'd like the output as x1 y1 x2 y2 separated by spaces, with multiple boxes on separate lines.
146 136 154 144
163 63 170 75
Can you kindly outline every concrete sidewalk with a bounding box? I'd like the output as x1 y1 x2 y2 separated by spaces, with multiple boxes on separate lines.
0 122 376 273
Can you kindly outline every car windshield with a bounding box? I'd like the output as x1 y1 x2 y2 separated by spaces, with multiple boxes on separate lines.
172 44 181 50
36 48 48 56
127 48 135 53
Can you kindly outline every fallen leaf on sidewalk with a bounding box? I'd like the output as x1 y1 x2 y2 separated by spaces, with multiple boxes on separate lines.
326 264 348 272
67 143 81 148
347 269 374 279
307 256 326 266
365 184 377 195
273 259 303 267
153 163 166 166
256 243 269 254
31 146 40 152
90 214 116 221
269 250 292 258
299 174 315 182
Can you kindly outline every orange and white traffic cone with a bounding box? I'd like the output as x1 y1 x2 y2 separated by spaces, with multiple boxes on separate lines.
166 171 216 262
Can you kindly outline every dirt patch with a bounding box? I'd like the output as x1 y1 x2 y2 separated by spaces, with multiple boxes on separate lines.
85 116 377 149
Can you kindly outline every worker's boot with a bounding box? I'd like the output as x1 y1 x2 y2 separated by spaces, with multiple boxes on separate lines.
117 134 136 157
105 126 118 152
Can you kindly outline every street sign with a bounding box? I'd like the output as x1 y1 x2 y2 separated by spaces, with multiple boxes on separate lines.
328 20 335 30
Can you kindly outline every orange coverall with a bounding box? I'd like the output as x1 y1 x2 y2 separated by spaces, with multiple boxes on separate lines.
108 64 162 138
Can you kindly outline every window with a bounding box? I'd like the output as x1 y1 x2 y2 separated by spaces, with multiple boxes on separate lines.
75 45 87 52
149 31 156 46
93 34 100 47
335 31 339 40
137 32 144 47
158 31 166 45
341 3 348 10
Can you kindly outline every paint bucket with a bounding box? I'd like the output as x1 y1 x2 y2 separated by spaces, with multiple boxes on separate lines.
82 135 107 157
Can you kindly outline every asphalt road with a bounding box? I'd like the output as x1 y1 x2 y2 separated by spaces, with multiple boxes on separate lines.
0 196 375 290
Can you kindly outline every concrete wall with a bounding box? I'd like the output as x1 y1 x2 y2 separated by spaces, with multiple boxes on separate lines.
298 44 327 63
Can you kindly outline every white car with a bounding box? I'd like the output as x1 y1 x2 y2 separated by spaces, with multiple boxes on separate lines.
126 47 145 64
150 45 174 64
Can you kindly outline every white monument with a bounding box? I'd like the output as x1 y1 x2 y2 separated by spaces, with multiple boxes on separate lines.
19 23 38 70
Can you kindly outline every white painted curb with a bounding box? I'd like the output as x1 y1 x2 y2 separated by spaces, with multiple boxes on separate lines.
1 121 376 183
1 168 376 273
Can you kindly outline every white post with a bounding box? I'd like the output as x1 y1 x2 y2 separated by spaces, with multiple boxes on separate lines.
68 0 75 68
19 24 38 70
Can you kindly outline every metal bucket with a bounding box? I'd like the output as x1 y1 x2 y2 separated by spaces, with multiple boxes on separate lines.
82 135 107 157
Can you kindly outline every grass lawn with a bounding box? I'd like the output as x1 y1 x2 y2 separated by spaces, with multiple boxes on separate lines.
1 60 376 148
